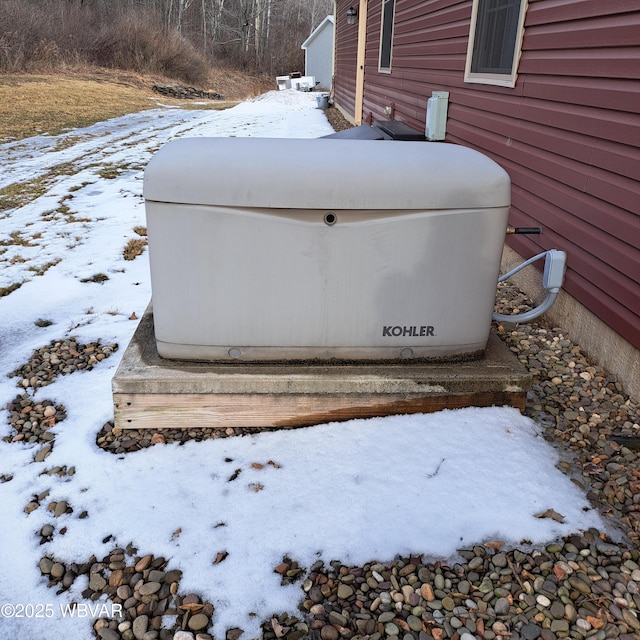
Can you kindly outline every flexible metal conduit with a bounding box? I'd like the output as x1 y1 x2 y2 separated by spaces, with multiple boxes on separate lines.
493 249 567 324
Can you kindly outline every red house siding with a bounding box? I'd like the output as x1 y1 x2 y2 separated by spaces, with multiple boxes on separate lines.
334 0 640 350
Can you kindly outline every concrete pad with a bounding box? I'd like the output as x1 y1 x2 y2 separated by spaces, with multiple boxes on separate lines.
112 305 531 430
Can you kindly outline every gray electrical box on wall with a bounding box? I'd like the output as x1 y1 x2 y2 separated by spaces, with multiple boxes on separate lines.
144 137 510 362
425 91 450 141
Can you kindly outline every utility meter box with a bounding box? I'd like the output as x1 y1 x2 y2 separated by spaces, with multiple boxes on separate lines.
144 137 510 362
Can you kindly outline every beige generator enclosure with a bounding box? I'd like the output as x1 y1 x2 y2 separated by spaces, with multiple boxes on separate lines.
143 137 511 362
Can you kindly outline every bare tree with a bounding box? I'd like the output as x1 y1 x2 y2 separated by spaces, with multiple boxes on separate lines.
1 0 332 76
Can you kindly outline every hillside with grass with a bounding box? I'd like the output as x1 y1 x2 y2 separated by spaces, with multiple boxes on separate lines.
0 69 272 142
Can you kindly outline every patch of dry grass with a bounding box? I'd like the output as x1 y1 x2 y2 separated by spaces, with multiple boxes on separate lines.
0 281 24 298
123 237 148 261
28 258 61 276
80 273 109 284
0 67 272 142
0 179 49 211
0 162 81 211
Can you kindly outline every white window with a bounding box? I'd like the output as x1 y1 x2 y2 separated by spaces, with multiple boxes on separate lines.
465 0 528 88
378 0 396 73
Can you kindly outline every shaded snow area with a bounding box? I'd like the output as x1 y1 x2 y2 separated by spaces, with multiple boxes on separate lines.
0 90 606 640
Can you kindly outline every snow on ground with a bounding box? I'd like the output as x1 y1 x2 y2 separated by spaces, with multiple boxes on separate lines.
0 90 606 640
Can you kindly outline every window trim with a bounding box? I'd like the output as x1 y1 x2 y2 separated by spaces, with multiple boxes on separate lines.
464 0 528 88
378 0 396 74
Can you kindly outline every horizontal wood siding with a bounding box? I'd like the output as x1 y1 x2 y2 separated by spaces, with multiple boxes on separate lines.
333 0 640 350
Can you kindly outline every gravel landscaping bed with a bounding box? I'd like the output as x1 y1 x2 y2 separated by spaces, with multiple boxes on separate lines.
5 279 638 640
322 104 354 132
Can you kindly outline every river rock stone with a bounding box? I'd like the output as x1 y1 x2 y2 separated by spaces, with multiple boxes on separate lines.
188 614 210 631
139 581 161 596
39 557 54 574
495 598 510 615
521 622 542 640
89 572 107 591
320 625 339 640
133 614 149 639
337 584 354 599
